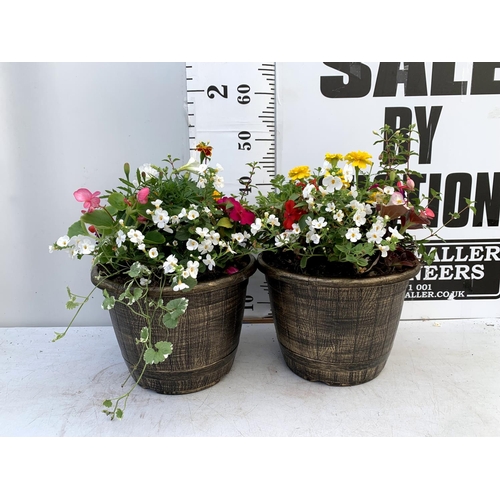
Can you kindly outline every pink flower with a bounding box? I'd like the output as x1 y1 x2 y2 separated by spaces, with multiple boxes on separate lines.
137 187 150 205
225 266 239 275
74 188 101 213
389 192 405 206
217 197 255 225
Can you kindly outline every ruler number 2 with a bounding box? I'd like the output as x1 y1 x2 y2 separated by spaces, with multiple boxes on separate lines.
206 83 251 104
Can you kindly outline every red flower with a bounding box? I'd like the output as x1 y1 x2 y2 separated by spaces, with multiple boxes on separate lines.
217 197 255 225
283 200 306 230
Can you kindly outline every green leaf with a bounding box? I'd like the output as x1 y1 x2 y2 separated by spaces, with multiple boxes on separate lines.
139 327 149 343
67 220 89 238
103 400 113 408
101 289 115 310
115 409 123 419
108 192 127 210
155 341 173 359
300 255 308 269
217 217 233 229
162 298 188 328
144 347 165 365
127 262 143 278
166 297 189 315
81 209 114 228
144 231 166 245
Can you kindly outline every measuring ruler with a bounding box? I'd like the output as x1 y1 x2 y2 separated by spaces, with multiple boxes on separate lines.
185 62 277 321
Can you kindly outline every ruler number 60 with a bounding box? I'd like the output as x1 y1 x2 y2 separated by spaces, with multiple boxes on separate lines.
237 84 251 105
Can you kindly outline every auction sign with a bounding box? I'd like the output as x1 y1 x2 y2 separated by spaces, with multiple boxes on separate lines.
276 62 500 319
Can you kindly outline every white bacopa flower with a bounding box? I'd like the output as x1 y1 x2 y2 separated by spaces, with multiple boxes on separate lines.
163 255 178 274
325 202 336 212
372 217 386 232
140 277 151 286
345 227 362 242
138 243 146 251
302 183 316 199
138 163 159 180
291 223 301 234
202 254 216 270
152 199 163 208
310 217 327 230
377 244 390 257
333 210 344 222
196 227 210 238
186 239 198 251
215 163 224 172
48 245 54 253
232 233 246 245
251 218 262 235
353 211 367 227
203 207 211 214
178 208 187 219
115 230 126 248
196 178 206 189
322 175 343 192
214 175 224 190
267 214 280 227
148 247 159 259
173 279 189 292
186 260 200 279
153 209 170 229
187 209 199 220
127 229 145 244
383 186 394 195
197 239 214 254
343 164 354 183
78 238 95 255
57 235 70 247
209 230 220 245
388 226 405 240
366 229 384 244
305 230 320 244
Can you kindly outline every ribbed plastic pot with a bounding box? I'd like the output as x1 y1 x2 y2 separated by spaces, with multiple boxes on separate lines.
258 252 420 386
91 255 257 395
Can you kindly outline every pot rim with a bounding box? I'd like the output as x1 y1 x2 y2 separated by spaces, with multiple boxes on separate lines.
91 254 257 297
257 251 421 288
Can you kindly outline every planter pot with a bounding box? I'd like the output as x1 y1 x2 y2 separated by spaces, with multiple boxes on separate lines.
91 255 257 394
257 252 420 386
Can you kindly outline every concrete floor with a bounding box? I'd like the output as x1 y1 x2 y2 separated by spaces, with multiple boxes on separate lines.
1 318 499 437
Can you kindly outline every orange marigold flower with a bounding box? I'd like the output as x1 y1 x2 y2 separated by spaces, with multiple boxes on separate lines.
196 142 213 157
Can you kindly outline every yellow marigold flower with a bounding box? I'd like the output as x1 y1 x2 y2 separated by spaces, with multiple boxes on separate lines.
213 190 222 200
345 151 373 170
288 165 311 180
325 153 344 162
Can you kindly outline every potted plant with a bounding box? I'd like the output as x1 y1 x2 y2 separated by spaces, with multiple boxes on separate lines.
50 142 257 419
250 125 475 386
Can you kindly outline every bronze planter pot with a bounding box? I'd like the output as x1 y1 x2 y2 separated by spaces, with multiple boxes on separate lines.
92 255 257 394
258 252 420 386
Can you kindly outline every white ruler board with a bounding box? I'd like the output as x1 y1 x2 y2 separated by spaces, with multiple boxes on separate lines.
185 62 276 320
186 62 500 320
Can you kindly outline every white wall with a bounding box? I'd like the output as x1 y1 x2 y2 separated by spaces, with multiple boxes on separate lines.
1 62 189 327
